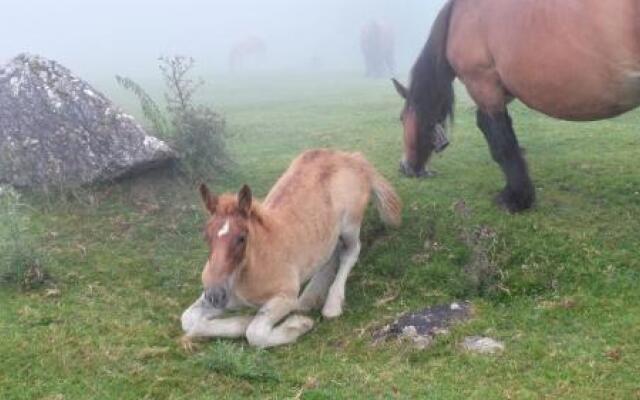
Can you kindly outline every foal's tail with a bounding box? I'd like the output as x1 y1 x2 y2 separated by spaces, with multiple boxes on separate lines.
370 168 402 228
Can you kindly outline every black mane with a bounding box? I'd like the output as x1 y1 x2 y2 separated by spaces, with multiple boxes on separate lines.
408 0 457 162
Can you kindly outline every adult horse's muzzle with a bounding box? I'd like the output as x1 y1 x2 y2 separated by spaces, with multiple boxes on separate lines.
399 124 449 178
400 158 441 178
399 159 427 178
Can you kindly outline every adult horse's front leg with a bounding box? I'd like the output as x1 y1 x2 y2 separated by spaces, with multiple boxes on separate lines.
476 109 535 212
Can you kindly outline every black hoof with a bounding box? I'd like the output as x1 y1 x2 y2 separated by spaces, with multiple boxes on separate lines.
494 187 535 213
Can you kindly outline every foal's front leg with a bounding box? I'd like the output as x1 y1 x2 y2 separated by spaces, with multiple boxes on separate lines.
181 294 252 339
246 295 314 348
187 316 253 338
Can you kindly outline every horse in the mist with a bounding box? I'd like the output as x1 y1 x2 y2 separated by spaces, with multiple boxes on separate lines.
361 21 395 78
181 150 401 348
393 0 640 212
228 36 267 72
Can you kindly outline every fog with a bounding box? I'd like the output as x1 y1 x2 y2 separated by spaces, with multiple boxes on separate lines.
0 0 447 79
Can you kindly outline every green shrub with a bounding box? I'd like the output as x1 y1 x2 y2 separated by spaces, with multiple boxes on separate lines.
117 56 230 181
0 186 49 289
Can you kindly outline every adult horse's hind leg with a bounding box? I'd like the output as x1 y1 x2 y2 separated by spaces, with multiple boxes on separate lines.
323 227 361 319
476 109 535 212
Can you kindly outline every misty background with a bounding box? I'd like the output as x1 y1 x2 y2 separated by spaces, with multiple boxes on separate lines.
0 0 447 80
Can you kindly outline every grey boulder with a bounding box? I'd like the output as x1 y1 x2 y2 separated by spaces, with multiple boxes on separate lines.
0 54 175 188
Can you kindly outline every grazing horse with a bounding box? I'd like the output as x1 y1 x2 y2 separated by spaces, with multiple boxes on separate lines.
361 21 395 78
181 150 401 348
393 0 640 212
228 36 267 72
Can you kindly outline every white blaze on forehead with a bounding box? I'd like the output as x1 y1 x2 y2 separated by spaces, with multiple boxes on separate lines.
217 219 230 237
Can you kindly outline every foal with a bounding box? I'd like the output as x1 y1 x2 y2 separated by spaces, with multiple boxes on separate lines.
181 149 401 348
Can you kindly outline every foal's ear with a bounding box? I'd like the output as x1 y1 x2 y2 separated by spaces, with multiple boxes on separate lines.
238 184 252 215
392 78 408 99
199 183 218 214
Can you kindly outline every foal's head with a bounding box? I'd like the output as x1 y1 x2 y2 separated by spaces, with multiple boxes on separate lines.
392 78 449 177
198 183 253 308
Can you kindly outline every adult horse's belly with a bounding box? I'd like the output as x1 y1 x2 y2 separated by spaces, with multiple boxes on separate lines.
459 0 640 121
498 54 640 121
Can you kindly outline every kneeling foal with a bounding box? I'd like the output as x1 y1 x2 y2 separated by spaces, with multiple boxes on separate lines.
181 149 401 348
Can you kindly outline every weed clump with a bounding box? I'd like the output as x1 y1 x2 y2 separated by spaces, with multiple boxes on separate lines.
117 56 230 182
194 342 280 383
453 200 505 298
0 186 50 289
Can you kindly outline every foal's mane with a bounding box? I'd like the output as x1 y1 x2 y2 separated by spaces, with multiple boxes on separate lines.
409 0 457 162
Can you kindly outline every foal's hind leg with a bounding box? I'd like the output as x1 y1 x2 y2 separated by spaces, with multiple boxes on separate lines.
477 109 535 212
297 251 338 312
323 226 361 319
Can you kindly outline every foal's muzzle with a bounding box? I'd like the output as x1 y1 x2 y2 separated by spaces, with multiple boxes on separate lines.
204 286 229 309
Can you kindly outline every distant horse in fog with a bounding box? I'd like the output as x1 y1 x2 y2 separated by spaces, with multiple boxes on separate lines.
228 36 267 72
361 21 395 78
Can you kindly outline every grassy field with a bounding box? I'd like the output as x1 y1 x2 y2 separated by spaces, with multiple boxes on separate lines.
1 73 639 399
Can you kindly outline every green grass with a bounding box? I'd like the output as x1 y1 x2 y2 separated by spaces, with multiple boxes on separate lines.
1 73 639 399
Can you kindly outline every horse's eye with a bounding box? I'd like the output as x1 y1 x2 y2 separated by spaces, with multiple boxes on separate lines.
237 235 246 245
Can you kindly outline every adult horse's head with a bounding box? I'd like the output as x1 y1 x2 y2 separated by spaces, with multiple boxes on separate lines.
390 0 456 178
392 78 451 178
198 183 253 308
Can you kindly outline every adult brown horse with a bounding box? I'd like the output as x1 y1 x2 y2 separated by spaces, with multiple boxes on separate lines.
393 0 640 212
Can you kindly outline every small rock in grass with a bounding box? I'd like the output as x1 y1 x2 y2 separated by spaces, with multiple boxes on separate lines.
44 288 61 298
461 336 505 354
401 326 433 349
372 301 472 349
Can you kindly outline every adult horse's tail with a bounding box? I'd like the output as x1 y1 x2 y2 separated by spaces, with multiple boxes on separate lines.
410 0 456 127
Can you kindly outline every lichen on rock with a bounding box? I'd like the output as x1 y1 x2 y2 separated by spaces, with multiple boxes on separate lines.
0 53 176 188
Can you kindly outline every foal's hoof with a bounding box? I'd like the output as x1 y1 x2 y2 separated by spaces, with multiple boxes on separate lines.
322 297 344 319
495 188 535 213
282 315 315 335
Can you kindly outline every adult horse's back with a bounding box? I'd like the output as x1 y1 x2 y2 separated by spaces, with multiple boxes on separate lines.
393 0 640 212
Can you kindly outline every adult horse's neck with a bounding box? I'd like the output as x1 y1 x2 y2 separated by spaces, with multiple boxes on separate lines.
409 0 457 161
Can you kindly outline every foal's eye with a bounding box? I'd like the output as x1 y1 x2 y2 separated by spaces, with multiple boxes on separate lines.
236 235 246 245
